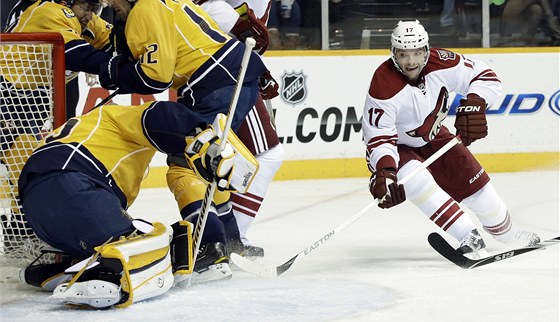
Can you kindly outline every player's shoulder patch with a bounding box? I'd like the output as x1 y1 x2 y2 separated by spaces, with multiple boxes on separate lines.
424 47 460 74
434 48 456 61
369 59 407 100
62 7 75 18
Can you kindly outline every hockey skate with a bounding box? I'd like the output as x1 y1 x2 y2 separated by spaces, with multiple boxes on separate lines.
494 228 541 247
51 280 122 308
227 237 264 258
191 242 232 285
457 229 488 259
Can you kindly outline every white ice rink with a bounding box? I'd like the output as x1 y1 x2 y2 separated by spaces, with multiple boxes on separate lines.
0 170 558 322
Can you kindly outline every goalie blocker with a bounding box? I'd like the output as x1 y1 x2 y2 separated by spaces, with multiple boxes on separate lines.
26 220 193 309
184 113 259 193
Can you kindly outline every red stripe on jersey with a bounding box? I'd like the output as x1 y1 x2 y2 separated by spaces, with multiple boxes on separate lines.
366 135 398 152
470 69 500 85
430 198 453 221
246 108 268 152
441 209 464 231
231 192 264 217
430 198 465 231
483 211 512 235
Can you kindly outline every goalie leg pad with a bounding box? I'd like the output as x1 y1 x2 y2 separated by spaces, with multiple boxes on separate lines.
52 280 121 308
51 222 175 308
170 220 194 281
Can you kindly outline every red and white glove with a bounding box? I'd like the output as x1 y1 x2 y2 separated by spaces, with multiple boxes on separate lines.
258 70 279 100
231 6 269 55
454 94 488 147
369 169 406 209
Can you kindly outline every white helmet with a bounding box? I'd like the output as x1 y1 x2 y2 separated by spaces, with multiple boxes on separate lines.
390 20 430 72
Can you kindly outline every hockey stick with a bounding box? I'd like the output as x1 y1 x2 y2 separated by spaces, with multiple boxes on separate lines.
187 38 256 285
231 136 462 277
264 99 275 126
428 232 560 269
92 89 119 110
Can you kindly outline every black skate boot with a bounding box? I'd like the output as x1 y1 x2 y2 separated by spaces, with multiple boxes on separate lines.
227 238 264 258
192 242 232 284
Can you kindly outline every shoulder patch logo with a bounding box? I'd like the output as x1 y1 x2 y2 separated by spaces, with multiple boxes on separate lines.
436 49 456 61
280 70 307 106
62 8 75 18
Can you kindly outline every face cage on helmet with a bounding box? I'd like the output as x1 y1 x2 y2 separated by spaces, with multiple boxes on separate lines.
69 0 103 15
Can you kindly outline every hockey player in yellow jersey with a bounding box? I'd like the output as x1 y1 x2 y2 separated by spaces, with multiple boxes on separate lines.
1 0 114 160
17 101 257 308
100 0 266 128
99 0 269 272
3 0 113 88
1 0 115 259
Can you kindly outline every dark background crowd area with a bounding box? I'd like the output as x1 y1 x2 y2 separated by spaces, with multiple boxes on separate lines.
3 0 559 50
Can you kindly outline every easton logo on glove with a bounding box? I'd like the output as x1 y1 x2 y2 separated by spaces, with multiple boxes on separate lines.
454 94 487 147
456 105 482 113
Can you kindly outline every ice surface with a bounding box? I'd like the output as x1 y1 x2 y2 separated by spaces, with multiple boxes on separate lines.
0 171 558 321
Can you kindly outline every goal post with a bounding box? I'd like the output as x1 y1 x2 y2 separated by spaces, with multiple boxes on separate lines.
1 32 66 267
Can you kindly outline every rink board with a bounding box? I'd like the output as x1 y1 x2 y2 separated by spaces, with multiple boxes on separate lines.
73 48 560 186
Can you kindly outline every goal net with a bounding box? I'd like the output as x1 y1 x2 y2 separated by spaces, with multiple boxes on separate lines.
0 33 66 268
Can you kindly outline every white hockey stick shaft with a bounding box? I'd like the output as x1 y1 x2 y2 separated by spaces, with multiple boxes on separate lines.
279 135 461 274
264 99 276 126
232 136 461 277
189 38 256 281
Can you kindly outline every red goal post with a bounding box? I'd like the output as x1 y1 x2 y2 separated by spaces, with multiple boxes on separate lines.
1 32 66 267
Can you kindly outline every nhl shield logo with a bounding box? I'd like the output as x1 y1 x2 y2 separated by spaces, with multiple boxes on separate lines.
280 70 307 105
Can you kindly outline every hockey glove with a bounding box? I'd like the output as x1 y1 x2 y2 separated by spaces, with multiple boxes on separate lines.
231 4 269 55
258 70 279 100
99 55 128 91
185 127 236 191
369 169 406 209
454 94 488 147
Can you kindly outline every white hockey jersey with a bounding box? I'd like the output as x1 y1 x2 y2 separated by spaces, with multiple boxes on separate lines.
362 47 502 172
199 0 271 32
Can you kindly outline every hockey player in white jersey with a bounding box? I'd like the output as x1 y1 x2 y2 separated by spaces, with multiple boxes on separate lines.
185 0 283 257
362 20 540 257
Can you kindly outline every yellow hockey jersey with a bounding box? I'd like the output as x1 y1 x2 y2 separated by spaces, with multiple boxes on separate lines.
19 101 207 209
1 1 113 89
107 0 266 104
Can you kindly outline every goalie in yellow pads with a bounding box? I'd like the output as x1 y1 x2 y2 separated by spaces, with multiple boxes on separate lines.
17 101 258 308
51 220 192 308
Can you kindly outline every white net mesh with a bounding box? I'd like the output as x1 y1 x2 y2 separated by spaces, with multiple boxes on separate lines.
1 35 63 267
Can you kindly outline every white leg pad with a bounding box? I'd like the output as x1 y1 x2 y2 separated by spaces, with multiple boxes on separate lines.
51 280 121 308
50 222 177 308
